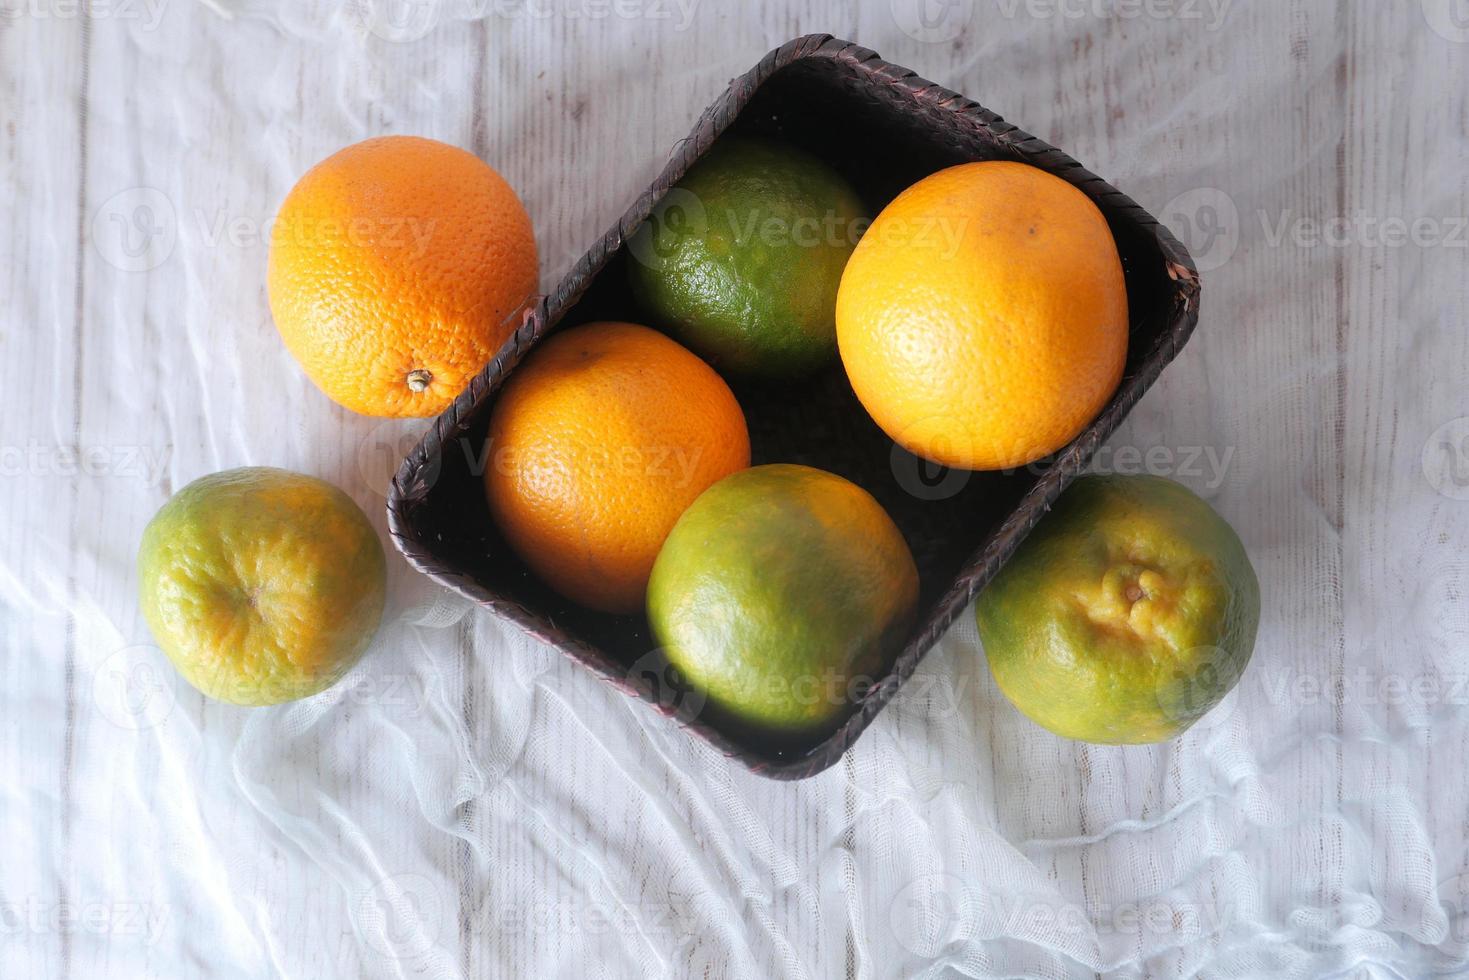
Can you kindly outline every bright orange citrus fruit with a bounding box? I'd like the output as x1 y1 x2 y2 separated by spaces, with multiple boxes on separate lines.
835 160 1128 470
267 135 538 418
484 321 750 614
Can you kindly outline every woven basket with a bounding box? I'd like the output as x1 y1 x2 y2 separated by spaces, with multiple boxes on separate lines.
387 34 1200 780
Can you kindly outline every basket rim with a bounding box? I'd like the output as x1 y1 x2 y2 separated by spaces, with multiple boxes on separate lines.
386 32 1202 780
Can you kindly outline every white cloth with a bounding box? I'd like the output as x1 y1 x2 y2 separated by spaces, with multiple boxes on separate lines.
3 1 1467 977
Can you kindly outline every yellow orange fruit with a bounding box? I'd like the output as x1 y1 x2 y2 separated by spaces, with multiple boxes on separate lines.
484 321 750 614
835 160 1128 470
138 467 386 706
267 135 538 418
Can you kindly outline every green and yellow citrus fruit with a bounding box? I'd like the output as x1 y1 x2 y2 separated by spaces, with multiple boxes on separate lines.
627 139 866 377
138 467 387 706
976 474 1259 743
647 464 919 736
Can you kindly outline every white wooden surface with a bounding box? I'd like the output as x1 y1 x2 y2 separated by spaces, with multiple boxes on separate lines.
4 2 1469 978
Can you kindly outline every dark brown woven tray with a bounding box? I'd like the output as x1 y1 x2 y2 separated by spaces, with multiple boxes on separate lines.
387 34 1200 780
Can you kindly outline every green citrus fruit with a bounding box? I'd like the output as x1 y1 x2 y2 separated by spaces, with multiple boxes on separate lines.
976 474 1260 743
627 139 866 377
138 467 387 706
647 464 919 736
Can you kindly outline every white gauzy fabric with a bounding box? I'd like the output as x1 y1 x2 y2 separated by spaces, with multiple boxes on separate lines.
3 2 1467 978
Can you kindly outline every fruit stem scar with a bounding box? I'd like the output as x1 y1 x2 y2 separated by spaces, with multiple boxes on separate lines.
406 369 432 391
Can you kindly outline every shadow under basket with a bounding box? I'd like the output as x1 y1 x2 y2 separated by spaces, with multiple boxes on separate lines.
387 34 1201 780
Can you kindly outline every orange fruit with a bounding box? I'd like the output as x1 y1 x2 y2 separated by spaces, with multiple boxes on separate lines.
267 135 537 418
835 160 1128 470
484 321 750 614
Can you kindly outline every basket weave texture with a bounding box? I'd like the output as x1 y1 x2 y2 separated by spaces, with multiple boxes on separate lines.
387 34 1201 780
